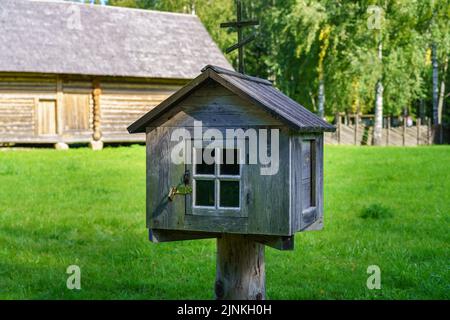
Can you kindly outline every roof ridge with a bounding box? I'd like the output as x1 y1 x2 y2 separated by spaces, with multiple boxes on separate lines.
27 0 198 18
202 65 273 86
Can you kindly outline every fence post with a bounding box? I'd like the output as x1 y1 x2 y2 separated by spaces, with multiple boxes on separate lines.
416 118 421 146
427 117 431 144
402 116 407 146
337 113 341 144
354 113 358 145
386 116 390 146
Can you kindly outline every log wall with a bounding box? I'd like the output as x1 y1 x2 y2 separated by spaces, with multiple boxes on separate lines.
0 74 56 142
100 82 180 142
0 73 184 145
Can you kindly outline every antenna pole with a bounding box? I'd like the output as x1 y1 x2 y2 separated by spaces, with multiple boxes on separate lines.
237 0 244 73
220 0 259 74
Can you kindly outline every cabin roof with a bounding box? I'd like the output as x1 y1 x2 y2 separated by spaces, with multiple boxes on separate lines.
128 65 336 133
0 0 232 79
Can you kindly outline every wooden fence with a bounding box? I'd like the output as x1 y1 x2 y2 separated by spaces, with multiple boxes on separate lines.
324 114 434 146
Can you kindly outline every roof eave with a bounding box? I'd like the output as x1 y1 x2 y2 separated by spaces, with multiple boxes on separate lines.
294 126 336 133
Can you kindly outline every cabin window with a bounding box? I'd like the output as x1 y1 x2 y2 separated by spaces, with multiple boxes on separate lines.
193 147 241 210
302 140 316 210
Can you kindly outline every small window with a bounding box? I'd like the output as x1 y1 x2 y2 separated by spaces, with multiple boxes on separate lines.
220 148 240 176
193 147 241 210
194 148 215 175
302 140 315 210
219 180 240 208
194 179 215 207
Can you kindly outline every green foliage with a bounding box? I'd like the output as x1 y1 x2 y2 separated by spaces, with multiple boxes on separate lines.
0 146 449 299
104 1 448 117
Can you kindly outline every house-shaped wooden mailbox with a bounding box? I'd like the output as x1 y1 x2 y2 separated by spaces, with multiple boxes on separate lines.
128 65 335 250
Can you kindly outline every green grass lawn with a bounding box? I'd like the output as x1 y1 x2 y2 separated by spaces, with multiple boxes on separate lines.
0 145 449 299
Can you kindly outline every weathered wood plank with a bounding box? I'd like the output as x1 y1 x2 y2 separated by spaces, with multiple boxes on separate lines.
250 234 294 251
146 126 172 229
183 215 248 233
246 129 290 236
290 133 323 233
157 82 283 128
36 100 57 135
149 229 217 243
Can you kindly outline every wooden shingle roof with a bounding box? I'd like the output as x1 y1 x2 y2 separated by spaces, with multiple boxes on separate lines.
128 65 336 133
0 0 232 79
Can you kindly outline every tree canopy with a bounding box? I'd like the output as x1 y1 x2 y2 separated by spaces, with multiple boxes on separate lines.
76 0 450 120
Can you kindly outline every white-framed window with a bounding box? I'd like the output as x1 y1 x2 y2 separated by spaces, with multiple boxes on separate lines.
192 147 241 210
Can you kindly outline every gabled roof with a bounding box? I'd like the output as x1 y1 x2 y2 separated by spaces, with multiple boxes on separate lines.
128 65 336 133
0 0 232 79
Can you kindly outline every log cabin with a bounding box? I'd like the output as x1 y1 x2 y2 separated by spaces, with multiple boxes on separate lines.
0 0 232 149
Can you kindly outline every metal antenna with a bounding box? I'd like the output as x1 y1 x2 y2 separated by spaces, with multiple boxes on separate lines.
220 0 259 74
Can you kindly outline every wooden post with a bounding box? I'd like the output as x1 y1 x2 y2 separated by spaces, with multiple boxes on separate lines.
90 79 103 150
337 113 341 144
215 235 265 300
354 113 359 145
54 76 69 150
416 118 421 145
427 117 431 145
386 116 390 146
402 116 406 146
56 76 64 135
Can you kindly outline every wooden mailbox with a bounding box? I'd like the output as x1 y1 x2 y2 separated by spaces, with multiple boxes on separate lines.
128 65 335 299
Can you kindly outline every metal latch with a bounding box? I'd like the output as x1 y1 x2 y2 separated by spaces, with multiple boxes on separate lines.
168 170 192 201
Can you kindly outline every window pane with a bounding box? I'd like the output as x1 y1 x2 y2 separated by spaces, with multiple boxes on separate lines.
195 148 215 175
195 180 215 207
219 180 239 208
220 148 240 176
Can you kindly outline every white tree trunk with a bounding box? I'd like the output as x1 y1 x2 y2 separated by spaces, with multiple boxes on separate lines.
432 43 439 125
438 56 448 125
373 80 384 145
373 40 383 146
215 235 265 300
318 80 325 118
